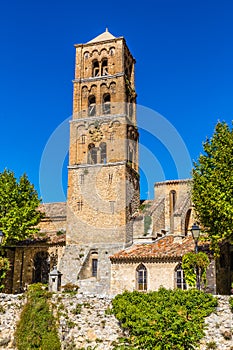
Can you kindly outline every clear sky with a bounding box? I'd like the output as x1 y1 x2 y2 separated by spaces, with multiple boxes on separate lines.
0 0 233 202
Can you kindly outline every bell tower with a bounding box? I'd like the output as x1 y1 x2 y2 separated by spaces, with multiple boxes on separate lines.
62 29 140 294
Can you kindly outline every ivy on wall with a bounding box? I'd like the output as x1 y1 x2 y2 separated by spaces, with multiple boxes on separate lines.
0 257 10 290
15 283 61 350
112 288 217 349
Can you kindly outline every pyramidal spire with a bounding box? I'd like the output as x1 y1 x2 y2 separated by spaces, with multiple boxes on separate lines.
87 28 116 44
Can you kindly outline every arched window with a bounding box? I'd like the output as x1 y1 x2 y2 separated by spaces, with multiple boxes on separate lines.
169 190 176 212
136 264 147 291
91 252 98 277
101 58 108 75
175 264 186 290
100 142 107 163
102 93 111 114
32 251 50 284
84 51 89 60
169 190 176 233
184 209 192 236
88 95 96 116
92 60 99 77
81 135 86 144
88 143 97 164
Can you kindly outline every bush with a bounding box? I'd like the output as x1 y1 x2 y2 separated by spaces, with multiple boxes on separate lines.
15 283 61 350
112 287 217 350
62 283 79 293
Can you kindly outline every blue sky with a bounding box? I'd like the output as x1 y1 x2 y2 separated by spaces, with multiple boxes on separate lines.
0 0 233 202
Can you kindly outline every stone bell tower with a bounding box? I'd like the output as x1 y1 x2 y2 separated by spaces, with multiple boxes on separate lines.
61 29 140 294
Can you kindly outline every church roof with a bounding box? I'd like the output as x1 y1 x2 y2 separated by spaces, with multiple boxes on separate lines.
39 202 67 218
110 235 209 262
87 28 116 43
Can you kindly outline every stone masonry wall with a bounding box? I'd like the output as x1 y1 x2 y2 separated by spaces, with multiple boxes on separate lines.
0 293 233 350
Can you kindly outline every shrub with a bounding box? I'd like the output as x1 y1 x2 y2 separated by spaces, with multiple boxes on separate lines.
62 283 79 293
112 287 217 350
0 256 10 290
72 303 82 315
15 283 61 350
206 341 217 349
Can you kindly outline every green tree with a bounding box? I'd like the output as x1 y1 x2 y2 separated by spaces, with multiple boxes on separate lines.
192 121 233 255
0 169 44 246
182 252 210 288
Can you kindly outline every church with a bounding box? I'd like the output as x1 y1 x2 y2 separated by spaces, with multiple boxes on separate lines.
4 30 232 295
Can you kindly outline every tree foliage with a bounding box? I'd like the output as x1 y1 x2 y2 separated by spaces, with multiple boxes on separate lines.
192 121 233 255
0 257 10 290
182 252 210 287
0 169 44 246
112 288 217 350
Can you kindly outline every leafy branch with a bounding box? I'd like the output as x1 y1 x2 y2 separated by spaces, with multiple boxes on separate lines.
182 252 210 287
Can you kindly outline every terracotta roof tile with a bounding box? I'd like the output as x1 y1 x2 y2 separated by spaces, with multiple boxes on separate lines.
110 235 209 262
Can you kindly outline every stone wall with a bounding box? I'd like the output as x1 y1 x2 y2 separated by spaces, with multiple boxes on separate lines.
4 242 65 294
0 293 25 349
0 293 233 350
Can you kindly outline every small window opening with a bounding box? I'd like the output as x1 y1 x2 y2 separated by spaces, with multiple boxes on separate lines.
129 202 132 216
88 95 96 116
169 190 176 233
81 135 86 144
102 93 111 115
92 259 98 277
175 265 187 290
184 209 191 236
108 173 113 184
92 60 99 77
170 190 176 212
88 143 97 164
77 200 83 211
100 142 107 163
80 174 84 185
101 59 108 75
136 264 147 291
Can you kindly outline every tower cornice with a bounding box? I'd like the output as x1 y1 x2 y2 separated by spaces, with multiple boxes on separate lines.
72 72 125 84
70 113 137 128
74 36 124 49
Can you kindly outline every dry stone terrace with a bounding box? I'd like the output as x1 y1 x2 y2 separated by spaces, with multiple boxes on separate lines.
0 293 232 349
